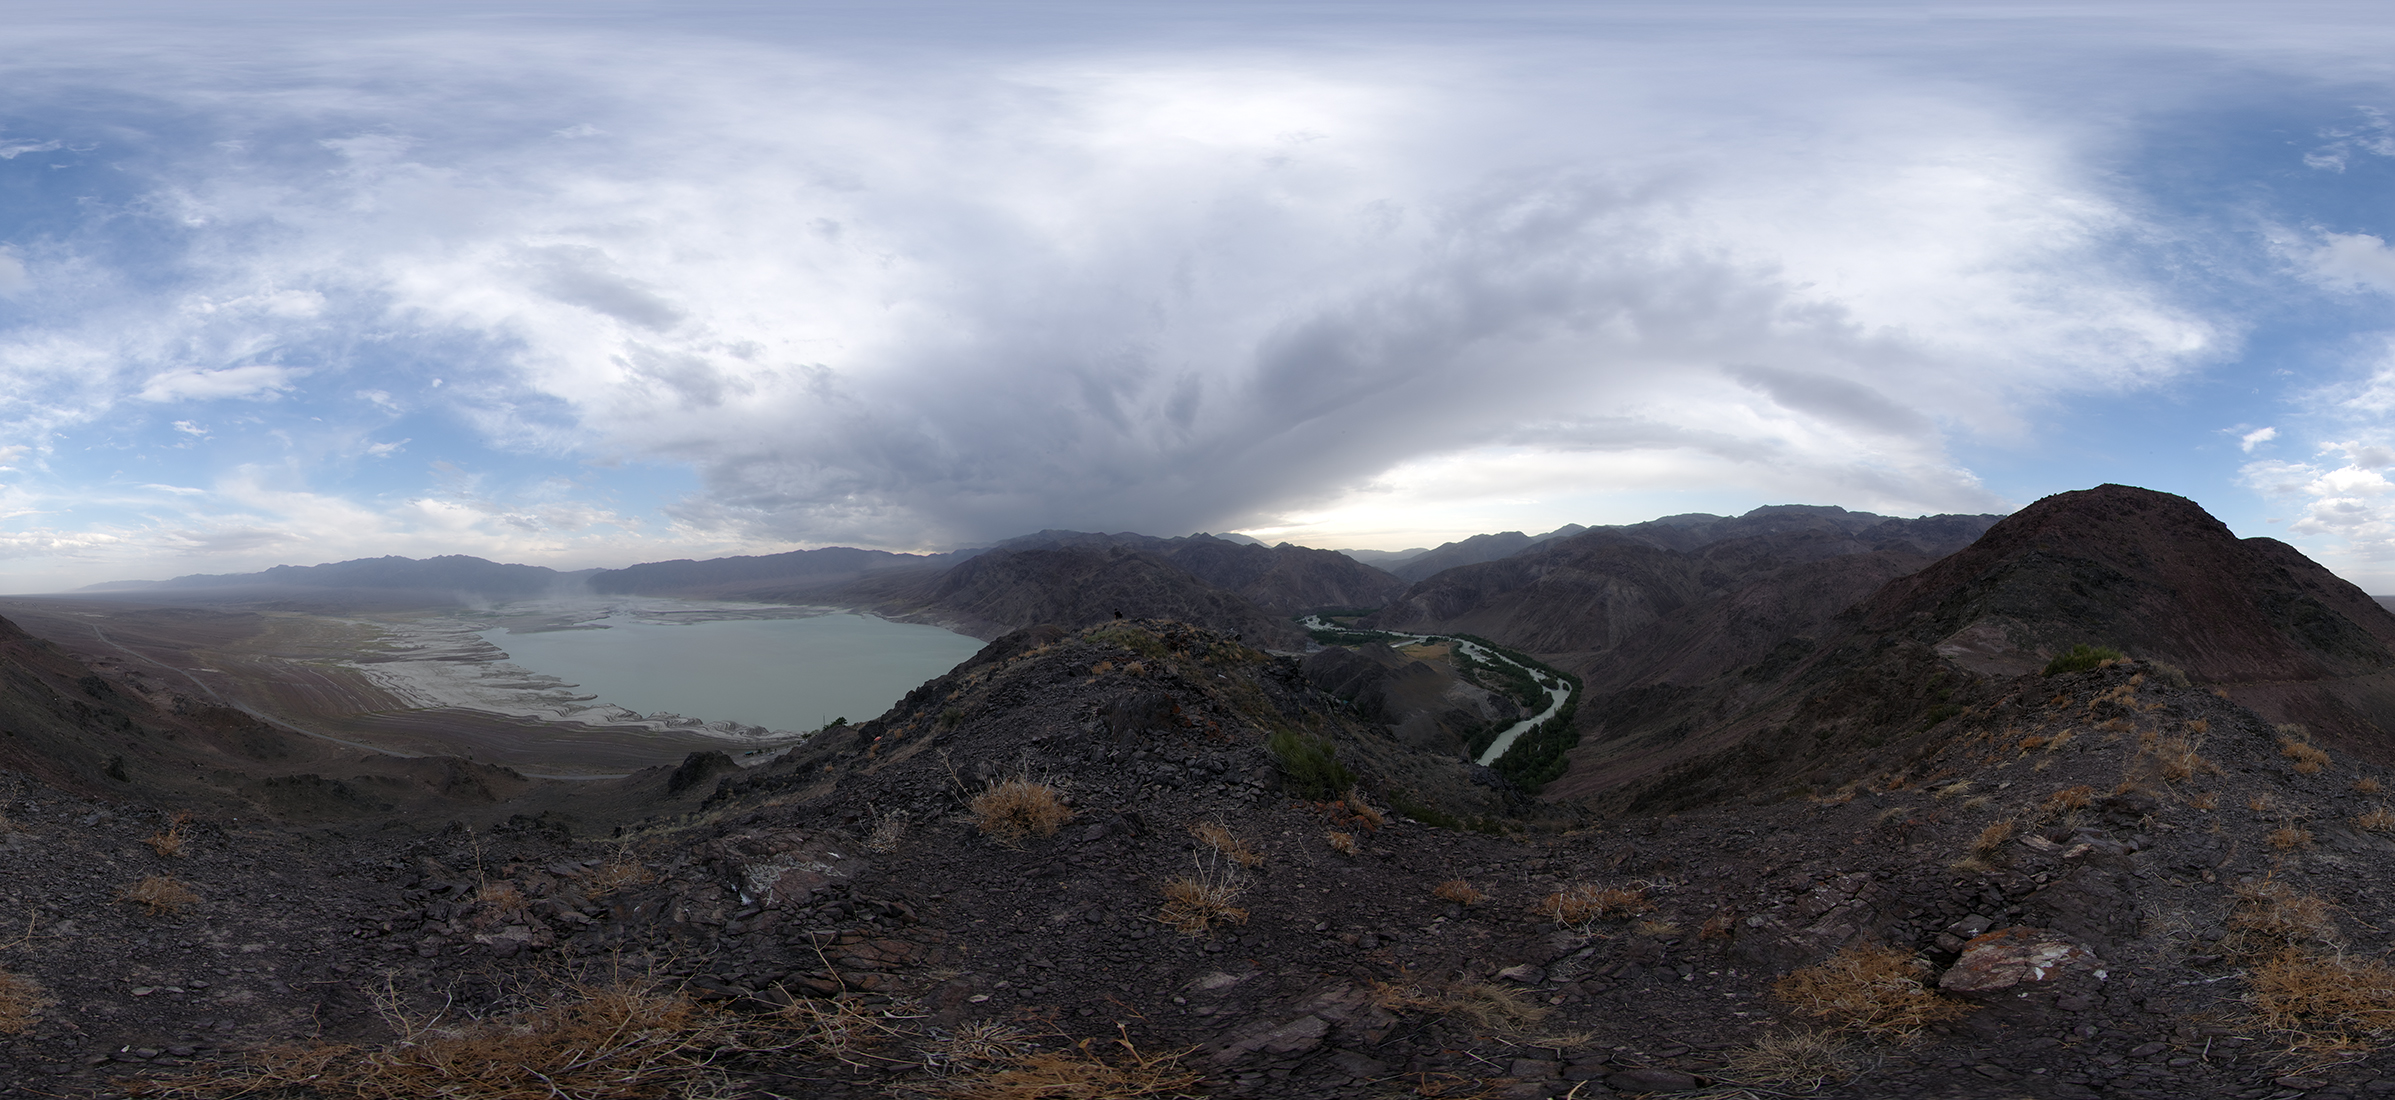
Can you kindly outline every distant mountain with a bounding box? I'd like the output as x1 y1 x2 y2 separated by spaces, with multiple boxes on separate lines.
1389 524 1588 582
83 555 590 599
1365 507 2001 652
586 546 961 597
1336 547 1429 569
982 531 1406 616
833 545 1307 645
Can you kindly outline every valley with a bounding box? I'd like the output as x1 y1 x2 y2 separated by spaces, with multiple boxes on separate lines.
8 486 2395 1097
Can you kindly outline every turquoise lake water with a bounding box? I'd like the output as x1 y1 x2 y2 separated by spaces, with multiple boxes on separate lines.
486 612 986 733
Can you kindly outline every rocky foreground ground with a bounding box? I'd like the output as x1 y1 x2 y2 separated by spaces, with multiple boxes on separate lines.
7 623 2395 1098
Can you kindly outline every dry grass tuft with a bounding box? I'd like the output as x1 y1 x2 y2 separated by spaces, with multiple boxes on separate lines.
1432 879 1485 906
0 969 52 1035
1933 780 1972 801
1438 981 1552 1035
2357 806 2395 833
866 811 910 854
970 777 1075 843
1343 791 1386 831
2246 948 2395 1064
1959 795 1994 813
920 1021 1041 1077
130 977 765 1100
2284 738 2333 776
2249 794 2273 814
1188 821 1264 868
473 881 529 926
772 991 926 1070
119 875 199 916
1534 883 1650 926
1721 1029 1855 1090
941 1032 1204 1100
1773 943 1973 1038
2188 790 2220 811
1952 818 2015 871
2155 735 2217 782
2271 826 2315 852
146 812 191 858
1157 868 1249 936
2227 878 2340 955
2357 777 2385 795
2044 785 2095 814
1324 830 1359 856
586 848 656 896
1636 918 1682 938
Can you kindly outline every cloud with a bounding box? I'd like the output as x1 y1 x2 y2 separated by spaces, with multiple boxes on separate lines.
136 365 307 403
0 138 60 160
2305 107 2395 172
2301 232 2395 293
0 252 29 298
2242 426 2278 452
0 12 2295 584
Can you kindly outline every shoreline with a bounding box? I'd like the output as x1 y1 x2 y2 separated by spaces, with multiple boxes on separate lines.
338 597 846 749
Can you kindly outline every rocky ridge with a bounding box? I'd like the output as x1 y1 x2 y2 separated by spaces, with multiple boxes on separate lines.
10 619 2395 1097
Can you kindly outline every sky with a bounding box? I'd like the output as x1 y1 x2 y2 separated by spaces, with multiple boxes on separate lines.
11 2 2395 591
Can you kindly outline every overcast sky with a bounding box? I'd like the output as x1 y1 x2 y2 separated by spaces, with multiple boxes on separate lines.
9 2 2395 591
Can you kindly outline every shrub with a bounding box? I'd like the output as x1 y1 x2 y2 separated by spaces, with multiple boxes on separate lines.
0 970 50 1035
1267 730 1354 800
2357 777 2384 795
970 777 1075 843
1432 879 1485 906
2044 644 2125 676
120 875 199 916
1535 884 1649 926
1189 821 1263 868
1325 830 1359 856
2271 826 2315 851
2358 806 2395 833
1772 944 1972 1037
1158 871 1249 936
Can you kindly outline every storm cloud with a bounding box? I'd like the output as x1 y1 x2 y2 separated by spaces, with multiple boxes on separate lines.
3 3 2394 589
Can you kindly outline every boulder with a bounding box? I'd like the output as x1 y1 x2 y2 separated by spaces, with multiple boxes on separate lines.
1940 926 2101 994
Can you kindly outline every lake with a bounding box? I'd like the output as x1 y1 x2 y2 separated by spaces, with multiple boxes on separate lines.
485 610 987 734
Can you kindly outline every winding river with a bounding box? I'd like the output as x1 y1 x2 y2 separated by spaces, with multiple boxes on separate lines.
1299 617 1573 765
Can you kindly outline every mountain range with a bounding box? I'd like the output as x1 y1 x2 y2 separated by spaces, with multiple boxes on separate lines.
12 484 2395 1096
